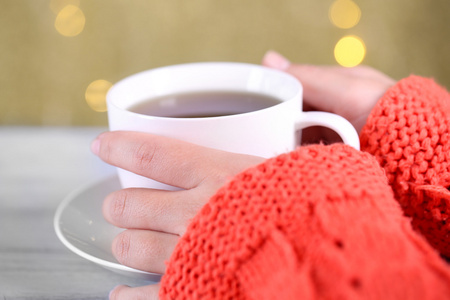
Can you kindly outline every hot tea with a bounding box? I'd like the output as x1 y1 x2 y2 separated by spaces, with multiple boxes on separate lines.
127 90 282 118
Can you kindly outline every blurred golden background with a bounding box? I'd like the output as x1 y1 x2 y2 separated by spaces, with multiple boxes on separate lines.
1 0 449 126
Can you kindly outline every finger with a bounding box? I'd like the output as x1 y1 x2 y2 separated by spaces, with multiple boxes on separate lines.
113 229 178 274
301 126 342 145
92 131 262 189
110 284 160 300
103 188 207 235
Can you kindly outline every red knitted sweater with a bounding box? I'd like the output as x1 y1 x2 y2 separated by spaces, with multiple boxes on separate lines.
160 76 450 299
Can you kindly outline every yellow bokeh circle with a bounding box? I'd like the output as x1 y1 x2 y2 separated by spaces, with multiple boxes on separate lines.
329 0 361 29
54 5 85 37
85 80 113 112
334 36 366 67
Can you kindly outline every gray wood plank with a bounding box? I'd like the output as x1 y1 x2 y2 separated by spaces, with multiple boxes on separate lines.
0 127 153 299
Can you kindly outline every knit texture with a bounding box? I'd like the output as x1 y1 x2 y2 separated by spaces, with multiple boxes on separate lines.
160 144 450 299
361 75 450 257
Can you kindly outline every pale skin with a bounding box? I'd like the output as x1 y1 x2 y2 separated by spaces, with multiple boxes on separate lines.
91 51 395 299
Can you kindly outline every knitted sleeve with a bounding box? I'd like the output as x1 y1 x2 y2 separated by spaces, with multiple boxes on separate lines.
160 144 450 300
360 75 450 257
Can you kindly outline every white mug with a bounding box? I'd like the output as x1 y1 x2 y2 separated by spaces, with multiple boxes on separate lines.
107 62 360 189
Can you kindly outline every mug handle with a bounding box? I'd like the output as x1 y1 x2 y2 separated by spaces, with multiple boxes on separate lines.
295 111 360 150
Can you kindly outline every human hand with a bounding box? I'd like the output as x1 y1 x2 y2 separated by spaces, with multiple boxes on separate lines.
90 131 264 299
262 51 396 134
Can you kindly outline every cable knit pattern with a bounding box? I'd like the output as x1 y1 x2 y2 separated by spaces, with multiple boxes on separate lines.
360 76 450 257
160 144 450 299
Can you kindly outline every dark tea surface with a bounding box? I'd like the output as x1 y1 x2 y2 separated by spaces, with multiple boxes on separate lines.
127 90 282 118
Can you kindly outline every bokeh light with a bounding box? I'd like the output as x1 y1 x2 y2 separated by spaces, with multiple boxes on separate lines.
54 5 85 37
49 0 80 14
329 0 361 29
334 35 366 67
85 80 113 112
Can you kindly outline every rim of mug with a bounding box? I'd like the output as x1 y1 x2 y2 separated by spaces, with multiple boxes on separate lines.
106 62 303 121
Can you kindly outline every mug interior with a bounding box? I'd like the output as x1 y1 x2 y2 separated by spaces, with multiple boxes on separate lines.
107 62 302 115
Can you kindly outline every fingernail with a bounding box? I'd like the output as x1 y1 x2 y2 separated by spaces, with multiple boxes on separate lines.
109 285 128 299
91 133 105 155
263 50 290 70
91 138 100 156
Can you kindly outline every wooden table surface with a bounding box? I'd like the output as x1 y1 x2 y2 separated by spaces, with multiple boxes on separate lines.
0 126 152 299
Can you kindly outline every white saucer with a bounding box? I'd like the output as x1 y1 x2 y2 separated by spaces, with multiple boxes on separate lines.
54 175 162 282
